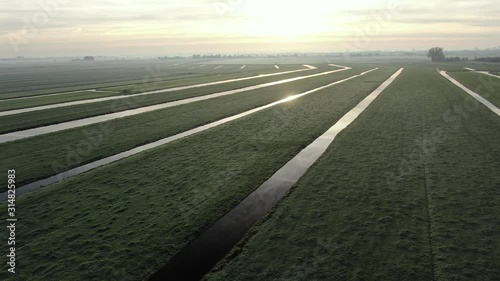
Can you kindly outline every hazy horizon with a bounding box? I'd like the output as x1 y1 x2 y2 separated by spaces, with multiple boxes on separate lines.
1 0 499 57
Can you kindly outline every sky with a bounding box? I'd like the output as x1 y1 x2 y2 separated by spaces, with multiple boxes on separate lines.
0 0 499 57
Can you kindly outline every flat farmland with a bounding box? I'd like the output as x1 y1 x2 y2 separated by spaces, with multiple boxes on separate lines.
0 66 372 190
0 90 123 112
430 63 500 72
448 71 500 107
204 67 500 281
97 64 305 95
0 66 395 280
0 60 498 281
0 60 302 99
0 65 332 133
0 64 316 113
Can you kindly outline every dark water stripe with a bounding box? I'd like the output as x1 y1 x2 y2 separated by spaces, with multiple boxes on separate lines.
0 69 377 201
147 68 403 281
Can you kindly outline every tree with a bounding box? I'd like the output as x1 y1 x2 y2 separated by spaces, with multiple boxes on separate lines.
428 47 445 62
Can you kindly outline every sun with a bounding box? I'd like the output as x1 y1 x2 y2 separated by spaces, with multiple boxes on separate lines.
241 1 327 38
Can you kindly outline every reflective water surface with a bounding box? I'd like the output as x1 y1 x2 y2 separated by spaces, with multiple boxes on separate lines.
147 68 403 281
0 66 349 144
0 67 376 201
441 70 500 116
0 65 318 117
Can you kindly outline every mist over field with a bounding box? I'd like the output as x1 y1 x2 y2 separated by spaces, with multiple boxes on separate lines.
1 0 500 57
0 1 499 281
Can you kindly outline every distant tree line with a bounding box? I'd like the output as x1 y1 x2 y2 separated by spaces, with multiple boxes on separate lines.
71 56 94 61
445 57 469 62
192 54 254 59
187 54 307 59
427 47 468 62
157 55 184 60
473 57 500 63
350 52 382 57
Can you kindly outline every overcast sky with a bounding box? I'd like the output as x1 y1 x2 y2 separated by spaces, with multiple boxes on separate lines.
0 0 499 57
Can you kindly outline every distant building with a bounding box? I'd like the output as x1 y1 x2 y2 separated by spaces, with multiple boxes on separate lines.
83 56 95 61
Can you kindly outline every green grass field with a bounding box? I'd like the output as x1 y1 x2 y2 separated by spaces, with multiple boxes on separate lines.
97 64 307 95
448 71 500 107
0 61 302 99
204 67 500 281
0 66 396 280
0 67 367 191
0 65 330 134
0 60 498 281
0 90 123 112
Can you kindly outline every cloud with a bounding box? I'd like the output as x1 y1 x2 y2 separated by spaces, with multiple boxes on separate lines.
1 0 499 56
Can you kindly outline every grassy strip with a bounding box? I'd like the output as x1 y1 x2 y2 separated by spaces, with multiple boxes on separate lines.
426 69 500 280
0 71 204 99
0 66 304 112
413 63 500 72
0 91 122 112
470 66 500 71
205 67 500 281
98 65 306 94
0 64 303 99
0 65 307 111
425 63 470 71
448 71 500 107
0 67 363 191
0 68 396 281
0 66 330 133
